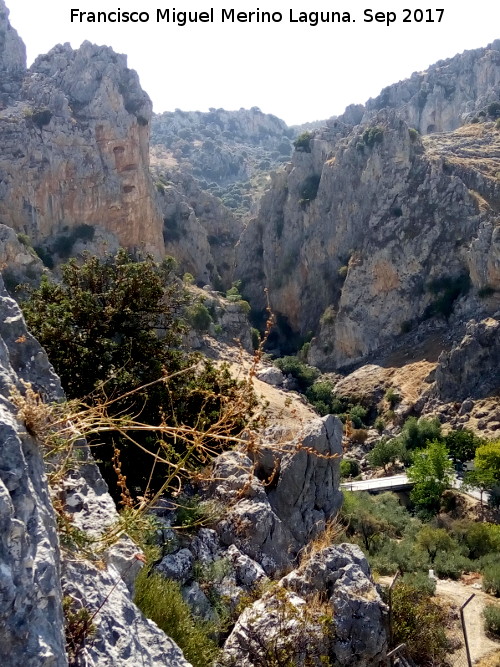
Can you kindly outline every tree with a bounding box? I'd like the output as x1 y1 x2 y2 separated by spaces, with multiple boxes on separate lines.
407 440 454 514
475 441 500 479
368 438 403 472
342 492 391 551
463 441 500 509
444 429 482 463
400 416 442 451
22 251 254 496
416 526 455 563
462 468 496 506
22 250 188 399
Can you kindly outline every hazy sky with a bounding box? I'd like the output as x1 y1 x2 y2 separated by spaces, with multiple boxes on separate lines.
9 1 500 124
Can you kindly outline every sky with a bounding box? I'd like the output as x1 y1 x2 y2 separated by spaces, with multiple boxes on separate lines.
8 1 500 125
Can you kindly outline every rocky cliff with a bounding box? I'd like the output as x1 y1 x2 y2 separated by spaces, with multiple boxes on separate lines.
236 107 500 368
153 166 241 288
0 0 164 260
350 40 500 134
0 275 192 666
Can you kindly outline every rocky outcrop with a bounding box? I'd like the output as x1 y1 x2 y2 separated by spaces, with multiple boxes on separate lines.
431 316 500 402
359 40 500 134
0 276 65 666
154 169 241 288
210 415 343 574
0 224 44 293
222 544 387 666
236 110 500 369
0 0 26 105
0 276 191 666
0 7 164 260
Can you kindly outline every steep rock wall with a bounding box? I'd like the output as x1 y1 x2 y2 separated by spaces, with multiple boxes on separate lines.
236 112 500 368
0 2 164 257
360 40 500 134
0 276 191 666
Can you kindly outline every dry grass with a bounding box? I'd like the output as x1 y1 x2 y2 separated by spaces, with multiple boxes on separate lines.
475 650 500 667
299 517 344 566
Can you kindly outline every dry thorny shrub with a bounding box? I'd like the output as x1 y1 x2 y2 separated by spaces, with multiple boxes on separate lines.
9 306 342 558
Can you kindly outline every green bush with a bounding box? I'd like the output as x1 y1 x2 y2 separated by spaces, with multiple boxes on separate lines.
22 251 254 497
134 568 219 667
399 416 441 451
274 356 320 390
293 131 312 152
484 604 500 638
400 571 436 595
385 387 400 408
17 233 32 248
424 273 471 319
374 417 385 434
433 550 472 579
187 302 213 332
340 458 360 479
349 404 367 428
408 128 419 141
306 381 334 408
391 581 450 664
362 126 384 148
482 561 500 596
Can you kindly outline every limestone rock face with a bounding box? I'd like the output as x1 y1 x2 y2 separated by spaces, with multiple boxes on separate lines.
222 544 387 667
0 18 164 257
0 0 26 104
0 277 65 666
155 169 242 288
361 40 500 134
211 415 343 574
236 110 500 369
431 316 500 402
0 276 192 666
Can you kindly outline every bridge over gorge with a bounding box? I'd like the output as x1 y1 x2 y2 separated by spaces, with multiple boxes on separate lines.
340 474 488 503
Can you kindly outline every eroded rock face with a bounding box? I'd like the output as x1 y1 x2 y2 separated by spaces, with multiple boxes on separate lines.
236 110 499 369
0 276 65 666
362 40 500 134
431 316 500 402
0 12 164 257
0 276 191 666
222 544 388 667
155 169 242 288
210 415 343 574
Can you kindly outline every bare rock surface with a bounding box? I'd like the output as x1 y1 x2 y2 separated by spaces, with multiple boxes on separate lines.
210 415 343 574
0 9 164 260
222 544 388 667
0 275 192 666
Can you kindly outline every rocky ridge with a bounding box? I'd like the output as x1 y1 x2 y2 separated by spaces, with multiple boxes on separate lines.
361 40 500 134
236 110 500 369
0 0 164 259
151 107 294 213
